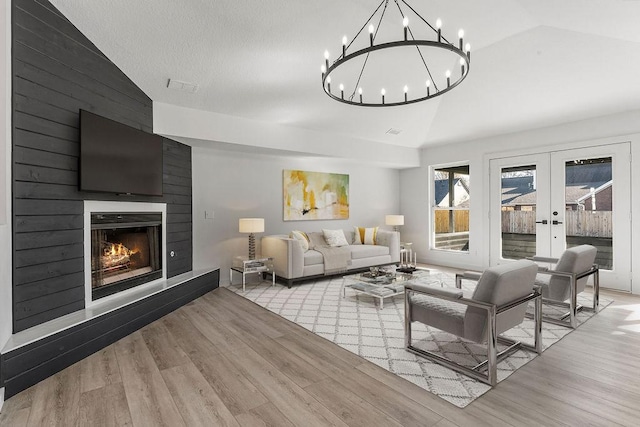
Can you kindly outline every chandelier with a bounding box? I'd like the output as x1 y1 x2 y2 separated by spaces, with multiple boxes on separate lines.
321 0 471 107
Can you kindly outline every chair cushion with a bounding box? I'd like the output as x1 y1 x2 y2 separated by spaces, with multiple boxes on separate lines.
465 260 538 343
534 275 554 299
545 245 597 301
349 245 389 260
410 294 465 337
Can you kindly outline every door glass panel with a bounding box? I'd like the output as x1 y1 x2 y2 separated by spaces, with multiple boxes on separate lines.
500 165 537 260
564 157 613 270
433 165 469 251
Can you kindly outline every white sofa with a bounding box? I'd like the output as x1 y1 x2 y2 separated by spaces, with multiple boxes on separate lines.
262 230 400 287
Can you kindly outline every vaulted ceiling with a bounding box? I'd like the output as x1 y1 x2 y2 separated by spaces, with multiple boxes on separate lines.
50 0 640 153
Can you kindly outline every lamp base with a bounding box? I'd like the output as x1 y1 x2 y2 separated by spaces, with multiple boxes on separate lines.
248 233 256 260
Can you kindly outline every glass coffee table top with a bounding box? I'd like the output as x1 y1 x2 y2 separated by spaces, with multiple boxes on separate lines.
343 268 440 309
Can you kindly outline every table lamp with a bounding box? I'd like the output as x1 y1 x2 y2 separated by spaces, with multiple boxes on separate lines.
239 218 264 260
385 215 404 232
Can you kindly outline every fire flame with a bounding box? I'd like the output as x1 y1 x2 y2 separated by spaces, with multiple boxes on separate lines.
105 243 138 257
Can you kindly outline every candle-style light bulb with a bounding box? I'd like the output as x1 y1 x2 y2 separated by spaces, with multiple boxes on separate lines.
324 50 329 71
404 85 408 102
446 70 451 87
458 29 464 50
381 88 386 104
436 18 442 42
321 64 326 74
369 24 375 46
465 43 471 61
358 87 363 103
339 83 344 99
403 16 409 40
327 76 331 93
342 35 348 57
426 80 431 96
324 50 329 59
460 58 465 75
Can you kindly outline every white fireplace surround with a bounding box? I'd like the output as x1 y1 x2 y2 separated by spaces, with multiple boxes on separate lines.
84 200 167 308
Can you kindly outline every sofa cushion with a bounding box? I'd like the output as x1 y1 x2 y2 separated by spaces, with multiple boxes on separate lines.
349 245 390 260
290 230 310 252
353 226 378 245
304 250 324 266
322 229 349 247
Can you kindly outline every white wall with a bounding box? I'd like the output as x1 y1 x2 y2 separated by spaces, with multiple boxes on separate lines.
192 146 400 284
1 0 12 408
401 109 640 293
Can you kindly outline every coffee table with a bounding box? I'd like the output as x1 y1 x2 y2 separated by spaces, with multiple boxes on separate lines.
343 268 440 309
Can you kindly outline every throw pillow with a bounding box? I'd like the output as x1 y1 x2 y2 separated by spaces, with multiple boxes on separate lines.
290 230 310 252
322 229 349 247
353 226 378 245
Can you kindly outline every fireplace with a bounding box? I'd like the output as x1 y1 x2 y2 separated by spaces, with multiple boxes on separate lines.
90 212 163 301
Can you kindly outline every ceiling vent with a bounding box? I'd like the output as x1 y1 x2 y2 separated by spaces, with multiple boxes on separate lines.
167 78 199 94
386 128 402 135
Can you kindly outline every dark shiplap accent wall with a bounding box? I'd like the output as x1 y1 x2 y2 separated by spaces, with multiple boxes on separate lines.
12 0 193 332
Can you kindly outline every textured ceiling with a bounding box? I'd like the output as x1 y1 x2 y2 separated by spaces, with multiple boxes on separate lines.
49 0 640 151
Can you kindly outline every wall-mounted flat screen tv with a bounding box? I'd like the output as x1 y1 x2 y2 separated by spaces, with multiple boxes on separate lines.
80 110 163 196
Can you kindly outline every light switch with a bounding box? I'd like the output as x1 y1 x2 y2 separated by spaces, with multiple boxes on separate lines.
205 210 215 220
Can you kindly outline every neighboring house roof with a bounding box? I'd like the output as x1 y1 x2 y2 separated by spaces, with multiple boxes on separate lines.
501 176 536 206
501 163 611 207
434 178 470 208
575 180 613 203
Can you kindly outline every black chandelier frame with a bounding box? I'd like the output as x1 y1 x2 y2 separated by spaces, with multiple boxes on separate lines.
321 0 471 107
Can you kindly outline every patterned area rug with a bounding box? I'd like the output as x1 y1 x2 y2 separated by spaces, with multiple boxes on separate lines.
227 269 609 408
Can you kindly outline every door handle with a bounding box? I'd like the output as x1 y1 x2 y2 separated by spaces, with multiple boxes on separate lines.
535 220 548 224
552 220 563 225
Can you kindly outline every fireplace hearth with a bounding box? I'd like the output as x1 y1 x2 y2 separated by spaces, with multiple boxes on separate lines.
91 212 163 301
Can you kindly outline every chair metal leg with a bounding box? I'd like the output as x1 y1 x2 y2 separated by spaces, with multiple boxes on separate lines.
569 275 578 328
593 267 600 312
534 293 542 354
486 306 498 386
404 291 412 348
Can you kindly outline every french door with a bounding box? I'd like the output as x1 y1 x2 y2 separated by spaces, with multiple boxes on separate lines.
489 143 631 291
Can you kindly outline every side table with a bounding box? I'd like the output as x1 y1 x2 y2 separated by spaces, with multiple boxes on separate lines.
230 256 275 291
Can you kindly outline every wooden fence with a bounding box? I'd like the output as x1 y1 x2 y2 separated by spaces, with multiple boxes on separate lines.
435 210 469 233
501 210 612 237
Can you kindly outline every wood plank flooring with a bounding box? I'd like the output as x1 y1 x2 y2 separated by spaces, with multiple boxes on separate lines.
2 282 640 426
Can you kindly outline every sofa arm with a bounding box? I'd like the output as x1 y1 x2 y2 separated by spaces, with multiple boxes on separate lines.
376 230 400 263
261 235 305 279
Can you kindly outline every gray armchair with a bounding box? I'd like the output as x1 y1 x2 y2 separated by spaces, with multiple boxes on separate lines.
405 260 541 386
529 244 599 329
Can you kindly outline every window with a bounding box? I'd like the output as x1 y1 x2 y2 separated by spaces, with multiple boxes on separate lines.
432 165 469 251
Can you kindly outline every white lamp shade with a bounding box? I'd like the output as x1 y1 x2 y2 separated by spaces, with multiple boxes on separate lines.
239 218 265 233
385 215 404 226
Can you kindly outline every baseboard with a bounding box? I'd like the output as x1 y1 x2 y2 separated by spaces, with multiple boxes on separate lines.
0 269 219 399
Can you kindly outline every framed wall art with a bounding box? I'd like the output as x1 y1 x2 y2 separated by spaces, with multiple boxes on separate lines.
283 170 349 221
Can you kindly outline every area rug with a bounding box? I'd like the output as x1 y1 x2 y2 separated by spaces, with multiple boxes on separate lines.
227 269 610 408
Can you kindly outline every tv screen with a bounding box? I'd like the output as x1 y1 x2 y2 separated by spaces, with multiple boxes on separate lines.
80 110 163 196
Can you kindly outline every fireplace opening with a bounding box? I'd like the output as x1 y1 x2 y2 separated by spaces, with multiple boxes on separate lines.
91 212 163 301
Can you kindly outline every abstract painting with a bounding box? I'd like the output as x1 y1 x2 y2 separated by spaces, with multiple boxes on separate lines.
283 170 349 221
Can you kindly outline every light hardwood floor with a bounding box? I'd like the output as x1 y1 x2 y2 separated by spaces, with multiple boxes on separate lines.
2 280 640 426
